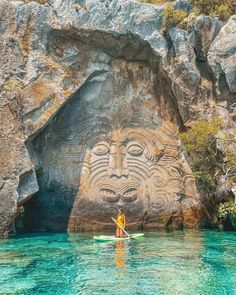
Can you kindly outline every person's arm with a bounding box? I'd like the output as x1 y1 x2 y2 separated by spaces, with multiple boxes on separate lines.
123 215 126 229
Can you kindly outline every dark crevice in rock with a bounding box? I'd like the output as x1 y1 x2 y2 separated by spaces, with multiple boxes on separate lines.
163 32 176 62
166 215 174 228
218 72 236 106
192 38 218 101
195 59 215 82
154 74 186 131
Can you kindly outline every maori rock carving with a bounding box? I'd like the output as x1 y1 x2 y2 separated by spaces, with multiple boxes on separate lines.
68 124 201 231
29 59 202 231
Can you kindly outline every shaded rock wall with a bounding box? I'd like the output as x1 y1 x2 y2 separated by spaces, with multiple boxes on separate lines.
0 0 235 236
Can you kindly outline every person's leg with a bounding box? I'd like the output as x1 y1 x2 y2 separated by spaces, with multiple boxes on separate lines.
116 227 119 237
122 229 125 237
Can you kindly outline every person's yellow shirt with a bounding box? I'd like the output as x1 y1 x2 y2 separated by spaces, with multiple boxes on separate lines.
117 214 125 227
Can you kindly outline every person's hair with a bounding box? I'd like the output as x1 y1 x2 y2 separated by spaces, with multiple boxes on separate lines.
118 208 124 214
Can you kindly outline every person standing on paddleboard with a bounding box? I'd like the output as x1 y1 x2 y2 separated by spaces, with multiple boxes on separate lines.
116 209 126 238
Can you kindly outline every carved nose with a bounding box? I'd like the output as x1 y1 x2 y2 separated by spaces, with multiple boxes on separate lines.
108 145 128 178
108 163 129 178
109 168 128 178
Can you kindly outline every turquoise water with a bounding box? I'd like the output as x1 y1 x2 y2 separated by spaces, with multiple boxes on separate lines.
0 230 236 295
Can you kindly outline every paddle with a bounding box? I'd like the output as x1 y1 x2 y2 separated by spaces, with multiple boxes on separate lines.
111 217 131 238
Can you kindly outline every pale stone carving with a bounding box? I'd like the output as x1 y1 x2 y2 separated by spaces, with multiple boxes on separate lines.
68 125 201 231
29 59 202 231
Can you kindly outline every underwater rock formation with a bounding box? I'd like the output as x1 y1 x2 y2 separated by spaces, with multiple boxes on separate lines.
0 0 235 236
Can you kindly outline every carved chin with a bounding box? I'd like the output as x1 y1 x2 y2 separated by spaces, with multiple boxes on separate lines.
100 187 138 203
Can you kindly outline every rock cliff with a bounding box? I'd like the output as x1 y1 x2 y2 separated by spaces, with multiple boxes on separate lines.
0 0 235 236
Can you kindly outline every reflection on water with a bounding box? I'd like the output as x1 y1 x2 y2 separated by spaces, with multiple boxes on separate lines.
115 241 126 270
0 230 236 295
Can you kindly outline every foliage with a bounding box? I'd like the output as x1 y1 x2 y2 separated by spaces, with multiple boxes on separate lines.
180 118 223 195
35 165 44 178
189 0 234 21
194 171 217 195
162 4 187 31
180 118 222 163
217 201 236 228
139 0 234 22
3 79 23 94
225 153 236 174
216 4 231 21
139 1 188 31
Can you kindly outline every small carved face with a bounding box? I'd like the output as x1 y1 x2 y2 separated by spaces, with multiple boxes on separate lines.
93 140 144 204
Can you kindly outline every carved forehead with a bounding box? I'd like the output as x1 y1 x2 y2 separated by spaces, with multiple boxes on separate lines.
103 127 178 146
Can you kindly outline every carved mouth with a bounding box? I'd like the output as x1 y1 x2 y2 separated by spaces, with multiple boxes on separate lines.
121 188 138 202
100 188 119 203
100 187 138 203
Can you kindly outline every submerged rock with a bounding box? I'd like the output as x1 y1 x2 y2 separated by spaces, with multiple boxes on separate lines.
0 0 235 236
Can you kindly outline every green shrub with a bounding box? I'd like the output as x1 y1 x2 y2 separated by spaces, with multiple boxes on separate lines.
163 4 187 31
180 118 223 195
139 0 234 22
3 79 23 94
189 0 234 20
217 201 236 228
138 1 189 31
180 118 222 159
35 165 44 178
194 171 217 194
224 153 236 178
216 4 231 21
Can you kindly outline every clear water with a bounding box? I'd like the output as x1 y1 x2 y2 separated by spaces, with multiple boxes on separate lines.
0 230 236 295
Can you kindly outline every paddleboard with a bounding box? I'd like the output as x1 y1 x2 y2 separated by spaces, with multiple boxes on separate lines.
93 233 144 242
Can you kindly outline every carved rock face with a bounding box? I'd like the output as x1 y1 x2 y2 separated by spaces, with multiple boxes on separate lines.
68 126 201 231
27 59 202 231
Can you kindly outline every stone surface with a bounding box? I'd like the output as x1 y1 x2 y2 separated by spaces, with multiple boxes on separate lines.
24 59 201 231
190 16 223 61
0 0 235 236
208 15 236 94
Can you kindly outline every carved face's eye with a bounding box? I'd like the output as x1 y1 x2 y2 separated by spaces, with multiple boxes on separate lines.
127 143 144 156
92 142 110 156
